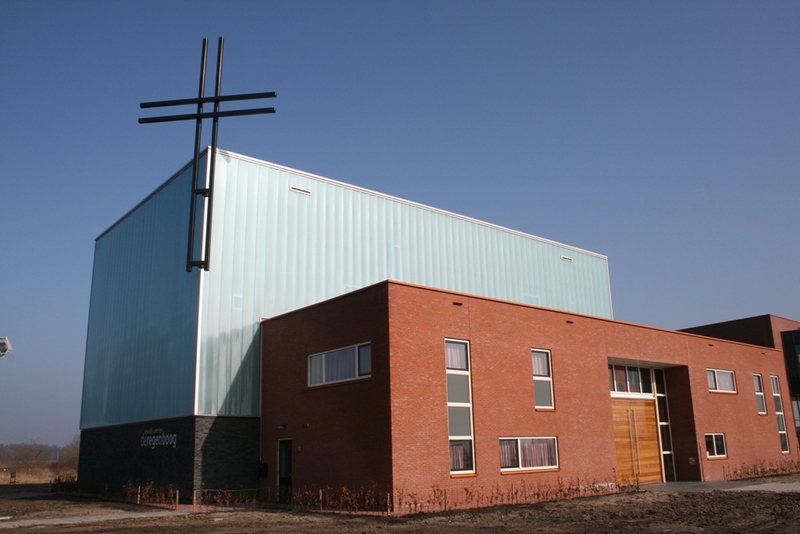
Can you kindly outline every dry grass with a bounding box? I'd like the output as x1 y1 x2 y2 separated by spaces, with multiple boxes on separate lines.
0 466 77 485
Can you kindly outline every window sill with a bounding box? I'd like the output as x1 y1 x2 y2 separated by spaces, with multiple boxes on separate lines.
705 455 727 460
450 473 477 479
708 390 737 394
535 407 556 412
501 467 559 475
306 376 371 390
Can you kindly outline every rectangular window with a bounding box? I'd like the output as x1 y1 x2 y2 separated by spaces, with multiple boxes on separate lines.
753 374 767 414
707 369 736 392
308 342 371 386
771 376 790 453
609 365 653 394
532 349 554 408
446 340 474 472
705 433 727 458
500 437 558 470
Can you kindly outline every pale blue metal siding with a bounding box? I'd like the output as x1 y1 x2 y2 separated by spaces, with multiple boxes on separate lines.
195 151 613 416
80 164 200 428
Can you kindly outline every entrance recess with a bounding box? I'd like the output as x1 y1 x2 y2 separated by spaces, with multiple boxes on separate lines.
278 439 292 503
612 398 662 484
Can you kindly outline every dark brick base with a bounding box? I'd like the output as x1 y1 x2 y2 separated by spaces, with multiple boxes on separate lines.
79 416 259 503
195 416 260 492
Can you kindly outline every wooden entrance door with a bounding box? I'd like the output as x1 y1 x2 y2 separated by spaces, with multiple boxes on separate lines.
612 398 662 484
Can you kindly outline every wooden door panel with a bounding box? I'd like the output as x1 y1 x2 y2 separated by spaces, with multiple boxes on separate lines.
612 398 662 484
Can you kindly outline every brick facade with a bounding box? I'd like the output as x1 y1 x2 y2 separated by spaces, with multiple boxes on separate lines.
260 281 799 512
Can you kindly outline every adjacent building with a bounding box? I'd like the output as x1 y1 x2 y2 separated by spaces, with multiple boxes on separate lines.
681 315 800 437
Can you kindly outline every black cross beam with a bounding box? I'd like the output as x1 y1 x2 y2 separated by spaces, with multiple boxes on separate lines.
139 37 276 272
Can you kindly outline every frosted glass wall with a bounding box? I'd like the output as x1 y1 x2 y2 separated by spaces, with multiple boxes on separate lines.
81 164 200 428
196 151 613 416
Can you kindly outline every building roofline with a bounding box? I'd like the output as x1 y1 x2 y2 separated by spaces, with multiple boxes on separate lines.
97 148 608 260
262 279 783 354
220 149 608 260
95 156 198 241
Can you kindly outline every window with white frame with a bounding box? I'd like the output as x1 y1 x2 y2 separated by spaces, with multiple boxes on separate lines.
500 437 558 470
654 368 676 481
705 433 727 458
707 369 736 392
771 376 790 453
753 374 767 414
446 340 474 472
609 364 653 394
532 349 554 408
308 343 371 386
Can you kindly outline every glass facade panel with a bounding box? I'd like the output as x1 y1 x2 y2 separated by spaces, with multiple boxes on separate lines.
714 434 726 456
448 406 472 437
705 434 715 455
534 380 553 408
707 370 717 390
358 344 371 376
519 438 557 468
614 366 627 392
532 351 550 377
446 374 471 404
309 355 323 385
87 151 613 425
663 454 676 482
324 347 357 382
640 368 653 394
446 342 468 370
657 396 669 423
499 440 518 469
660 425 672 452
627 367 641 393
654 369 666 395
450 440 474 471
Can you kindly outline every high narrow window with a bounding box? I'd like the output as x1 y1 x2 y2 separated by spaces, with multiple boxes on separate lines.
753 374 767 414
707 369 736 392
771 376 790 453
532 349 554 408
308 342 371 386
446 340 474 472
654 368 675 481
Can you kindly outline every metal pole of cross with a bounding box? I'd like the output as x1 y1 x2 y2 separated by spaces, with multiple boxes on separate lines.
139 37 276 272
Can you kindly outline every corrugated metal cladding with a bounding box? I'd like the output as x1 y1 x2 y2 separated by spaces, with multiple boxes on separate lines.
80 163 200 429
196 150 613 417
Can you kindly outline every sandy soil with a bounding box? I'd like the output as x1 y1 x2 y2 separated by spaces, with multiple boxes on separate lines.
3 480 800 533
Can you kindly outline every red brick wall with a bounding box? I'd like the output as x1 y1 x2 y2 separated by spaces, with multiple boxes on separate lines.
260 283 393 503
261 280 798 511
682 335 794 481
385 282 798 504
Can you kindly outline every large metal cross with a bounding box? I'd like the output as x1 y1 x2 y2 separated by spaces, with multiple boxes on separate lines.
139 37 276 272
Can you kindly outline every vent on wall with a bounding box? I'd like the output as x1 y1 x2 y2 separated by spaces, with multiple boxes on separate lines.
290 185 312 195
560 255 573 263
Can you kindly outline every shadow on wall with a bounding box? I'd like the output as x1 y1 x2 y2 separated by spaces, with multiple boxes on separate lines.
196 328 261 497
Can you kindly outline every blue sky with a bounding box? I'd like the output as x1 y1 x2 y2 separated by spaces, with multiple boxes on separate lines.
1 1 798 446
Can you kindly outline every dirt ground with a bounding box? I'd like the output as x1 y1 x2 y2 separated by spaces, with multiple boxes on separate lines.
3 478 800 533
